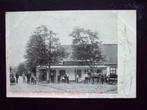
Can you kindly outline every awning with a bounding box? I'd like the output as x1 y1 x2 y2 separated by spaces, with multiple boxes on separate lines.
37 65 108 69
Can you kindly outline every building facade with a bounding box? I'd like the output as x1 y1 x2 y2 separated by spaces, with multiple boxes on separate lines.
36 44 117 82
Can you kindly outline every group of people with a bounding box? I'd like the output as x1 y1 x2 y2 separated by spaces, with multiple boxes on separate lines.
10 73 19 84
56 70 107 84
10 70 116 85
22 71 37 84
83 71 118 84
10 71 37 85
57 73 69 83
76 71 107 84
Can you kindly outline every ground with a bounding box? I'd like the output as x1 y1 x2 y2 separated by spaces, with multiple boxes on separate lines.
9 76 117 94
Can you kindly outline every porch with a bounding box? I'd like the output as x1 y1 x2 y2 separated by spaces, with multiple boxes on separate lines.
36 65 112 83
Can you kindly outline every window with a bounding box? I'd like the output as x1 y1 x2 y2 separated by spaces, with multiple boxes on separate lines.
110 68 116 74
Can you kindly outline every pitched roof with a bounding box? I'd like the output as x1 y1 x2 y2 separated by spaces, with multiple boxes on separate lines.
100 44 117 64
62 44 117 65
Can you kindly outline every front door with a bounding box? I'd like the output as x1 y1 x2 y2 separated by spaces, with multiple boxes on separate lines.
50 70 56 83
59 70 66 82
40 69 47 81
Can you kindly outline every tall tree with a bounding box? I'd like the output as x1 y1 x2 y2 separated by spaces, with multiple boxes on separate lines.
25 26 48 73
70 28 104 72
25 25 67 76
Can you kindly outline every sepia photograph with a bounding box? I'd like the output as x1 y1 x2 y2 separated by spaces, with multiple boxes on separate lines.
6 10 136 98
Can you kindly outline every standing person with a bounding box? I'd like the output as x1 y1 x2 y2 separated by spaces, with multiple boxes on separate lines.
22 72 26 83
99 73 104 84
102 69 107 83
92 71 97 84
64 73 69 83
30 73 34 84
76 74 79 83
15 73 19 84
67 74 69 83
31 73 36 84
84 73 88 84
101 74 104 84
10 73 15 84
87 70 91 83
50 72 54 83
27 71 31 84
61 75 65 83
57 74 60 83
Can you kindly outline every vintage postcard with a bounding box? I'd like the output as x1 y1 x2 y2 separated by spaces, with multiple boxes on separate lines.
6 10 136 98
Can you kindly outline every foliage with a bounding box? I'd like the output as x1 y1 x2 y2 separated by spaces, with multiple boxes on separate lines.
16 63 27 76
24 25 67 73
70 27 104 72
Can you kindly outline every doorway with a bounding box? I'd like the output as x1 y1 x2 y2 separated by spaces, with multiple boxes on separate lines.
40 69 47 81
50 70 56 83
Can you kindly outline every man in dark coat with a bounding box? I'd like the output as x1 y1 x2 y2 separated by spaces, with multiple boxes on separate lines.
100 74 104 84
26 71 31 84
57 75 60 83
15 73 19 84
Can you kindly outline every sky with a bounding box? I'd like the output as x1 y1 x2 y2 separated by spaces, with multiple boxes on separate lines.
6 10 117 67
